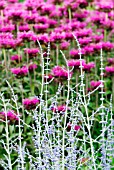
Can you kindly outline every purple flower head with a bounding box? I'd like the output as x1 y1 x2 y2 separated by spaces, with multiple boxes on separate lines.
70 49 85 58
44 74 53 82
77 0 88 8
34 24 49 33
60 41 70 50
41 3 56 15
91 34 104 43
37 33 49 44
51 105 70 113
74 125 81 131
74 28 92 38
96 1 114 12
17 31 35 42
67 123 80 132
83 45 94 55
107 58 114 64
47 19 58 28
11 66 28 78
11 55 22 62
105 66 114 74
52 66 72 79
0 1 7 10
7 10 24 22
0 110 19 123
79 37 91 46
90 80 103 88
0 24 15 32
83 62 95 72
24 48 39 57
28 63 37 72
19 24 30 32
23 97 40 110
50 32 65 43
67 59 86 69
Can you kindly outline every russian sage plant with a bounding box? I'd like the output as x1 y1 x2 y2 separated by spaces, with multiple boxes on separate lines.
0 37 114 170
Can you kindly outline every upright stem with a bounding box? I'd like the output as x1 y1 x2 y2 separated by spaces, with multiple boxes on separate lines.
112 75 114 109
68 7 72 24
56 44 59 65
3 49 8 78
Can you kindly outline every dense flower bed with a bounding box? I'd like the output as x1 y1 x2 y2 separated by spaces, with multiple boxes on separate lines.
0 0 114 169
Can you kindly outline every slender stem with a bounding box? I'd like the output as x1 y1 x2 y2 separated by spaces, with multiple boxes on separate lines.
56 44 59 65
2 96 12 170
68 7 72 24
112 75 114 109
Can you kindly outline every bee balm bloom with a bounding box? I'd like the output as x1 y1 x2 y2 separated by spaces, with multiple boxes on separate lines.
52 66 72 78
23 97 40 110
11 66 28 77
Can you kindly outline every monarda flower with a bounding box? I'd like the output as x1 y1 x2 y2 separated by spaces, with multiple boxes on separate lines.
52 66 72 79
83 62 95 72
90 80 103 89
28 63 37 72
105 66 114 74
70 49 85 58
23 97 40 110
67 59 86 69
60 41 70 50
51 105 70 113
17 31 35 42
11 55 22 62
77 0 88 8
19 24 30 32
34 24 49 33
0 110 19 123
11 66 28 78
107 58 114 64
24 48 39 58
0 24 15 32
50 32 65 43
67 122 81 132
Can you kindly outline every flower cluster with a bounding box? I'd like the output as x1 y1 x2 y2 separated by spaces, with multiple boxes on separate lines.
11 66 28 77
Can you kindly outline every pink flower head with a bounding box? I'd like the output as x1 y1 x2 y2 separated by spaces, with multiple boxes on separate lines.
70 49 85 58
74 125 81 131
0 1 7 10
105 66 114 74
50 32 65 43
11 55 22 62
83 45 94 55
60 41 70 50
90 80 103 88
51 105 70 113
34 24 49 33
23 97 40 110
28 63 37 72
37 33 49 44
24 48 39 57
107 58 114 64
83 62 95 72
17 31 35 42
0 110 19 123
77 0 88 8
44 74 53 82
52 66 72 78
19 25 30 32
67 123 81 132
0 25 15 32
67 59 86 69
11 66 28 77
79 37 91 46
